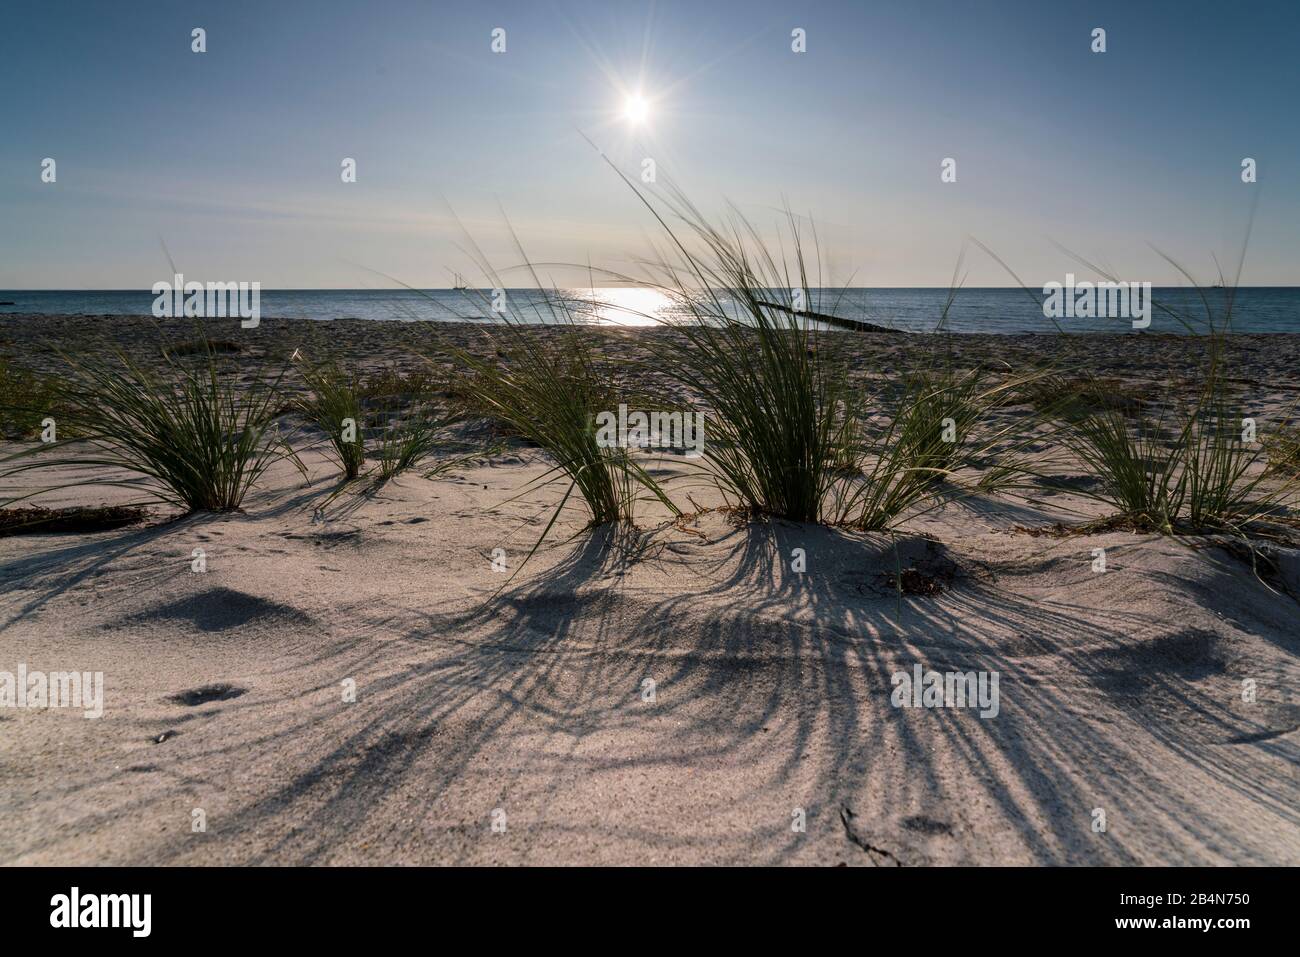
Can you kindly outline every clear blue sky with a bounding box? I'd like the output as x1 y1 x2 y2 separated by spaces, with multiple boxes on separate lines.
2 0 1298 288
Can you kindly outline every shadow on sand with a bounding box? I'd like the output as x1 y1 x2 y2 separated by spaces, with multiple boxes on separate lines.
88 515 1300 866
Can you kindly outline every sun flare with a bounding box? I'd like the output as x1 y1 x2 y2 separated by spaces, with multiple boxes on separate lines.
622 94 650 125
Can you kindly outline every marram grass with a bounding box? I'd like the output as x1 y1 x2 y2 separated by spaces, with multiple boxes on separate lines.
298 358 366 480
598 174 1029 529
297 356 476 493
1 337 299 512
970 221 1300 538
1032 293 1300 535
1051 359 1300 535
447 318 675 529
394 214 678 538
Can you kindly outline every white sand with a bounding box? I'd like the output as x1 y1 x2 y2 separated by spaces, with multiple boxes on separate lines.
1 317 1297 865
2 445 1297 865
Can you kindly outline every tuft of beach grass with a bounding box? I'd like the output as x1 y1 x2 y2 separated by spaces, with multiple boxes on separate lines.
585 172 1030 530
1 331 300 513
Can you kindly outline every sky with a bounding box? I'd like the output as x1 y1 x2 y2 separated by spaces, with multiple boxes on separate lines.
1 0 1298 289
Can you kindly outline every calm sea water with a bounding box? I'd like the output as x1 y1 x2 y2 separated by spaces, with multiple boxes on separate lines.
2 287 1298 334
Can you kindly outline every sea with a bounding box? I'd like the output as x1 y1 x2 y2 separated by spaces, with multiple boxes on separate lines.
2 287 1298 334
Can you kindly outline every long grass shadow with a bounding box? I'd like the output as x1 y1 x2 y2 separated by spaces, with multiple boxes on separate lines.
0 513 215 627
82 517 1299 865
126 527 633 864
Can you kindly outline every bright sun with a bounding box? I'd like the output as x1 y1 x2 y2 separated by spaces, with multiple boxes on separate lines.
622 94 650 125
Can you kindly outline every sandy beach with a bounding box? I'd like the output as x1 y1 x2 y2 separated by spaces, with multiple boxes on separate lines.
1 315 1297 866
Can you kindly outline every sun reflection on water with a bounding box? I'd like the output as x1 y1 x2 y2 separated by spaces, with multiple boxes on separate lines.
571 286 676 326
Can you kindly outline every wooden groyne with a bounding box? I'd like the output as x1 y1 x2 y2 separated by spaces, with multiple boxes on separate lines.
755 300 900 334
